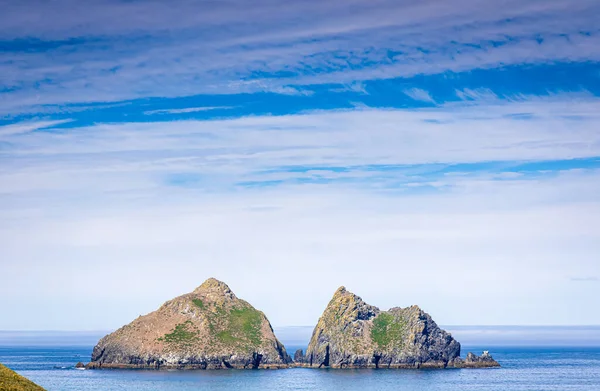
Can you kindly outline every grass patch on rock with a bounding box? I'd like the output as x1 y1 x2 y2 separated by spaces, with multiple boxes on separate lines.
192 298 205 309
214 306 263 348
159 321 200 347
371 312 406 350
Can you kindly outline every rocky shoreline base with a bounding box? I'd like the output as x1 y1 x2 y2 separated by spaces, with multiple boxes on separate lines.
86 351 500 370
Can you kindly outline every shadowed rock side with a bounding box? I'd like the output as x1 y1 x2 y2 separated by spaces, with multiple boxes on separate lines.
296 287 499 369
0 362 46 391
88 278 291 369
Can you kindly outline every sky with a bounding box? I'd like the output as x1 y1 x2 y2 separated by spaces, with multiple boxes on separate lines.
1 0 599 331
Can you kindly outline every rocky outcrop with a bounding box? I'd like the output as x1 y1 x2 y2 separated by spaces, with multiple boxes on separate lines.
88 278 291 369
294 349 305 363
300 286 499 369
450 351 501 368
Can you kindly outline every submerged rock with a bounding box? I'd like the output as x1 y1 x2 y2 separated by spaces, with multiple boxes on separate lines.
88 278 291 369
300 286 498 369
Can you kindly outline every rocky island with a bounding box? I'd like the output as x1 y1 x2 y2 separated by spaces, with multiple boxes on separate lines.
88 278 291 369
294 286 499 369
88 279 498 370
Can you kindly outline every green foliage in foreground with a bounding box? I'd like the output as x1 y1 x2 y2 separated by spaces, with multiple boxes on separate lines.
0 362 46 391
371 312 406 350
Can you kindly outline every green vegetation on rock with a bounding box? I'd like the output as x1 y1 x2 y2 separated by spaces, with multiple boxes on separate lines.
192 298 205 309
159 321 200 346
0 362 46 391
370 312 406 350
185 297 264 348
229 307 263 346
212 305 263 347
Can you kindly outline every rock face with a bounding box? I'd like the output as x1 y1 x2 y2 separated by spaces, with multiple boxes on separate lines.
88 278 291 369
300 286 498 369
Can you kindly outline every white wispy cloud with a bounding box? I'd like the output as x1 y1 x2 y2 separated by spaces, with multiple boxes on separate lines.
1 0 598 112
404 88 435 103
0 119 72 137
330 82 369 94
144 106 233 115
455 88 499 101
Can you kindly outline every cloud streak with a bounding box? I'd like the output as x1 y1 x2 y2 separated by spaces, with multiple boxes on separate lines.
1 0 599 113
144 106 233 115
0 119 72 136
404 88 435 103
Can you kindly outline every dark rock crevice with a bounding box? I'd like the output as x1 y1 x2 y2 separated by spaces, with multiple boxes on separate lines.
318 345 330 368
251 352 263 369
222 359 233 369
373 354 381 369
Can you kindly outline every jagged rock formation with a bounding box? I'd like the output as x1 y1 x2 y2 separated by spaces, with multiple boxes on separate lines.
298 286 499 369
294 349 305 363
0 362 46 391
450 351 501 368
88 278 291 369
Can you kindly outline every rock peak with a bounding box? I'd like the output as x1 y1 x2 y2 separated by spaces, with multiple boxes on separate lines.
334 286 347 295
194 277 230 292
330 286 373 310
193 278 237 300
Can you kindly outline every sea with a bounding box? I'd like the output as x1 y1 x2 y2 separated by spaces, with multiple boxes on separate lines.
1 327 600 391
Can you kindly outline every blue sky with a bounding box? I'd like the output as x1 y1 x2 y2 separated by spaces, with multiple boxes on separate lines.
1 0 599 330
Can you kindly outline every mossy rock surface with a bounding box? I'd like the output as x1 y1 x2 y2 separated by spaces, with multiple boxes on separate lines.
89 278 291 369
302 287 461 368
0 363 46 391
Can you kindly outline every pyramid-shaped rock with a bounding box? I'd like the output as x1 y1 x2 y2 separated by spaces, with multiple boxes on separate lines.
88 278 291 369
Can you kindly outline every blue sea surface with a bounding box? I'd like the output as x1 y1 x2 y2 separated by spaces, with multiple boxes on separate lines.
1 344 600 391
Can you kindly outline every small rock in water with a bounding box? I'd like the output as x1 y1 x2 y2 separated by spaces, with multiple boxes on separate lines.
452 351 500 368
294 349 305 363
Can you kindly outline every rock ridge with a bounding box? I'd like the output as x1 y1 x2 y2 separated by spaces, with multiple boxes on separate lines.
295 286 499 369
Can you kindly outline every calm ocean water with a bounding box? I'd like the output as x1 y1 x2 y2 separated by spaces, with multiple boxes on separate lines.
1 344 599 391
